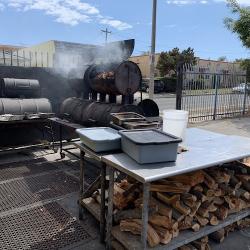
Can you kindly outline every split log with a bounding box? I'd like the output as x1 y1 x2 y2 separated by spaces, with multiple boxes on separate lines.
208 214 219 226
191 239 206 250
112 240 126 250
193 185 204 192
152 225 172 244
224 196 241 211
224 162 248 174
150 183 190 193
168 220 179 238
207 169 230 184
201 201 217 213
191 222 201 232
156 193 191 215
114 183 140 210
190 201 202 217
226 170 242 189
219 183 235 196
151 198 172 219
197 206 209 218
213 197 224 206
194 214 209 226
181 193 197 208
179 245 196 250
134 198 158 211
113 207 157 223
117 179 132 190
120 219 160 247
149 214 172 229
243 157 250 167
201 170 218 189
167 171 204 187
172 208 185 222
178 216 193 231
209 229 225 243
200 236 209 244
190 190 207 203
214 206 228 220
178 216 200 232
224 224 234 237
236 176 250 192
235 188 250 200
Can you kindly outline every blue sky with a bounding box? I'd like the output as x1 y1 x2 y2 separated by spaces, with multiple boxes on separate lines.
0 0 249 61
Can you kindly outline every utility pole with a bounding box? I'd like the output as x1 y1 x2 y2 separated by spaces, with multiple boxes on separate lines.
101 28 112 44
149 0 157 100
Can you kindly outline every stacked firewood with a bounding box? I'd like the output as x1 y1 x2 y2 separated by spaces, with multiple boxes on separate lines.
100 161 250 248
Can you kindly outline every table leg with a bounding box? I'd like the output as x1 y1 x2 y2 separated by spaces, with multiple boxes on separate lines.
59 125 65 159
106 166 114 250
79 151 85 220
142 183 150 250
100 162 106 243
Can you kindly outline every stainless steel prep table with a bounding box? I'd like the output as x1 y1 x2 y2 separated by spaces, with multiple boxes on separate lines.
102 128 250 250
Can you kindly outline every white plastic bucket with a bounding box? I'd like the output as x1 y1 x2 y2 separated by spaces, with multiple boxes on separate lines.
163 110 189 141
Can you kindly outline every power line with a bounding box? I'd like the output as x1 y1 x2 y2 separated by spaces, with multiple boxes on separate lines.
101 28 112 44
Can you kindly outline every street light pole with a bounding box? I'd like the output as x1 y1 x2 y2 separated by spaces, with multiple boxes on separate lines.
149 0 157 100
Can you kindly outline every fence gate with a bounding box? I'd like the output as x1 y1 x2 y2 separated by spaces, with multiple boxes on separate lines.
177 63 249 122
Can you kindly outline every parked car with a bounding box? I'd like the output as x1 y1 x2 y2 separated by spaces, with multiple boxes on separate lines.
141 79 165 93
232 83 250 94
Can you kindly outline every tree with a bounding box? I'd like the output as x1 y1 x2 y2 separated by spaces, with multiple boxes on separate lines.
225 0 250 48
156 47 196 77
217 56 227 61
238 59 250 82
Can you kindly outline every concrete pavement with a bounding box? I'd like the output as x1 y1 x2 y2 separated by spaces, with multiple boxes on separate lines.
191 116 250 138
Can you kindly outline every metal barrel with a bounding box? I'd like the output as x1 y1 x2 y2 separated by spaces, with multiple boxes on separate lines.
0 98 52 115
60 97 144 127
84 61 142 96
0 78 41 98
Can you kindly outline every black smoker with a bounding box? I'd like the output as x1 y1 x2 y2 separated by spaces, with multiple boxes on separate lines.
61 60 159 127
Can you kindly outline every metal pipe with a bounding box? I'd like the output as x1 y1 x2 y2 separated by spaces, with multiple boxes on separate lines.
149 0 157 100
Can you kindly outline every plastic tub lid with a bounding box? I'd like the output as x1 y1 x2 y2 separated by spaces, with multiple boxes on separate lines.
119 129 182 145
76 127 121 142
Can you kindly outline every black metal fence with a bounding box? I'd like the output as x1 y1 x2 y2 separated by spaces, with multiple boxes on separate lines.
177 63 249 122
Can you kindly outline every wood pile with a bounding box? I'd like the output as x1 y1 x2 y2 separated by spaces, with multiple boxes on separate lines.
92 161 250 248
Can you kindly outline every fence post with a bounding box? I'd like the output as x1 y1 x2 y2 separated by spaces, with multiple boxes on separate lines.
176 62 184 110
23 50 25 67
2 49 5 65
242 76 248 115
213 74 219 120
29 51 32 67
10 51 13 66
17 50 19 66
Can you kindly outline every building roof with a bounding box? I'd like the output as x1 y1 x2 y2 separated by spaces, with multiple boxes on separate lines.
0 44 25 51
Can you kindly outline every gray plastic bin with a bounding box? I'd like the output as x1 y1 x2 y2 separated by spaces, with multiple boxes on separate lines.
119 129 182 164
76 127 121 153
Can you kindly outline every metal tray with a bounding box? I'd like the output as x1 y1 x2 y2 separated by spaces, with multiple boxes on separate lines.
123 121 159 130
0 114 25 121
110 112 146 126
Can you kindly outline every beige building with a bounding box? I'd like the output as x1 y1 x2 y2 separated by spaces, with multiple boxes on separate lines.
18 40 97 68
0 44 25 66
129 53 245 79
